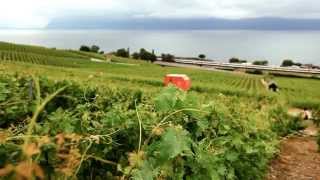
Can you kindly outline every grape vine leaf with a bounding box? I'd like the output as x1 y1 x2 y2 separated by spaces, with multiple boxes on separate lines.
132 160 159 180
149 127 191 164
154 86 180 112
0 83 9 101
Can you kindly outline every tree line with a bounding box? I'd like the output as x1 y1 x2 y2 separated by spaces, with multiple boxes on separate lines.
280 59 302 67
229 58 308 67
115 48 157 62
114 49 207 63
78 45 306 68
229 57 269 66
79 45 104 54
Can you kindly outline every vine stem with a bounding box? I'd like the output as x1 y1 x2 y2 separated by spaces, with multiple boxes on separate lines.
135 100 143 152
22 76 67 148
159 108 208 125
23 84 67 146
71 130 120 178
7 130 119 142
73 140 93 179
85 155 117 166
16 76 67 179
0 101 24 107
34 76 41 107
142 108 208 149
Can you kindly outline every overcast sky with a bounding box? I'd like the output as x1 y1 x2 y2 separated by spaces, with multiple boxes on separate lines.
1 0 320 28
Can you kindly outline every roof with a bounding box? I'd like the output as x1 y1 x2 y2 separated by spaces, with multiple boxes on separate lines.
165 74 190 80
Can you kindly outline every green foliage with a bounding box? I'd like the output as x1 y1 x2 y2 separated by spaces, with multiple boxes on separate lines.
139 49 157 62
253 60 268 66
281 59 302 67
0 82 10 101
155 86 184 112
129 86 280 180
229 58 247 63
198 54 206 59
116 48 130 58
0 75 292 179
132 52 140 59
161 53 175 62
90 45 100 53
0 75 33 127
281 59 294 67
269 105 305 136
1 41 320 179
40 109 78 135
69 50 106 60
79 45 101 54
149 127 191 162
79 45 91 52
154 86 198 117
129 49 157 62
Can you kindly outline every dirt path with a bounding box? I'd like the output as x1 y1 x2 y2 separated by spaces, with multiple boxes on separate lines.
266 122 320 180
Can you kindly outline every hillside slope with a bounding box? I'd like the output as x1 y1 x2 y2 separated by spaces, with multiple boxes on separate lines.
0 41 105 67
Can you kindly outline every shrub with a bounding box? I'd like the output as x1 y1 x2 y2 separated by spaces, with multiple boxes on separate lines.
90 45 100 53
115 48 130 58
253 60 268 66
79 45 102 54
161 53 175 62
139 48 157 62
132 52 140 59
270 106 305 136
198 54 206 59
229 58 247 63
79 45 91 52
281 59 302 67
281 60 294 67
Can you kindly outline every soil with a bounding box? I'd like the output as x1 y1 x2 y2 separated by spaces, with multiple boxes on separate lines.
266 122 320 180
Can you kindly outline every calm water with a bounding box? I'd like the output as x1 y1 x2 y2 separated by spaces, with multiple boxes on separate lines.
0 29 319 65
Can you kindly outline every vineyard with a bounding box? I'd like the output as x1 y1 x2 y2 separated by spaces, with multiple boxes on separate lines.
0 42 104 68
0 42 319 179
0 74 301 179
1 41 319 110
275 77 320 109
0 41 102 59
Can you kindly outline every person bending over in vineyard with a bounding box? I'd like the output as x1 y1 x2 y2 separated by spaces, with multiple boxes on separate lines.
303 108 312 120
268 82 278 92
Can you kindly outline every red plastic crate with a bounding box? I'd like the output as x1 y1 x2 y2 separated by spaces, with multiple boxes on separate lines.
164 74 191 91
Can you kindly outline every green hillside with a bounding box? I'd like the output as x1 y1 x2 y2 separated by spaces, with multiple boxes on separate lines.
0 41 105 67
1 41 320 109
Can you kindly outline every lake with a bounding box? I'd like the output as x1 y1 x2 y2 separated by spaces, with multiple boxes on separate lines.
0 29 319 65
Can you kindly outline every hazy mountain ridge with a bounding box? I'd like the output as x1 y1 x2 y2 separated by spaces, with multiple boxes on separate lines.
47 17 320 30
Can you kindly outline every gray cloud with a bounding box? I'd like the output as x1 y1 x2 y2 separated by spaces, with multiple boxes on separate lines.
31 0 320 19
1 0 320 28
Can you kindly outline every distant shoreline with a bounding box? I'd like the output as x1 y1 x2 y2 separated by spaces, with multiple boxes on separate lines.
155 60 320 78
0 31 319 66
